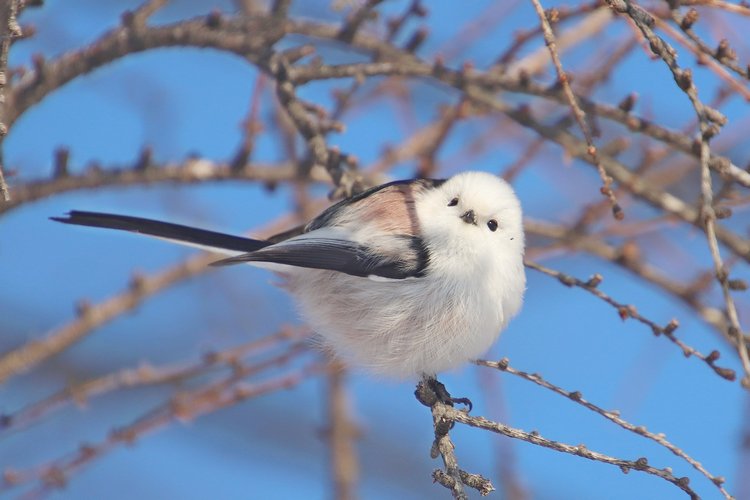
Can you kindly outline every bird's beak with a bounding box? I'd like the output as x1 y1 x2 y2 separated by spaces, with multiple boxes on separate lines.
460 209 477 225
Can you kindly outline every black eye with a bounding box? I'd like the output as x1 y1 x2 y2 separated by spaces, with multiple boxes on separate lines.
487 219 498 232
448 197 459 207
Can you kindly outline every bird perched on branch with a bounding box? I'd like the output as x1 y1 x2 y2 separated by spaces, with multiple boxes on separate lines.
53 170 525 406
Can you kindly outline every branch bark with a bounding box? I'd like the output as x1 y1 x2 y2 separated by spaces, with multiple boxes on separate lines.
0 0 22 201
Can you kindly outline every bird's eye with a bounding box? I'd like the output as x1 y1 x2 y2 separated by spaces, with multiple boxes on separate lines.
448 197 459 207
487 219 498 232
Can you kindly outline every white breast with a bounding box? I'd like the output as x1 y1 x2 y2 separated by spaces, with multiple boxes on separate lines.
283 259 513 378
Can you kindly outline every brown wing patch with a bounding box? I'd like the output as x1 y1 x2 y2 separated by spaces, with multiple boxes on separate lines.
351 184 420 235
305 178 444 235
342 179 443 236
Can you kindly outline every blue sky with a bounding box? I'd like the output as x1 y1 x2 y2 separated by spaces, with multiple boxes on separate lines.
1 1 748 499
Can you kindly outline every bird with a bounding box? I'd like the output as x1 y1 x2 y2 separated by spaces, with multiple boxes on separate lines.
52 170 526 405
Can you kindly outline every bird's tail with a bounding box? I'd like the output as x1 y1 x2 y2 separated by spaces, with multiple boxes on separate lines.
51 210 270 256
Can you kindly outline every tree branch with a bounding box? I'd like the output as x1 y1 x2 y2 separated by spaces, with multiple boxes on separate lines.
0 0 23 201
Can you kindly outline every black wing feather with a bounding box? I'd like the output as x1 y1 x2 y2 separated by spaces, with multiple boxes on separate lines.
53 176 443 279
51 211 269 253
212 236 428 280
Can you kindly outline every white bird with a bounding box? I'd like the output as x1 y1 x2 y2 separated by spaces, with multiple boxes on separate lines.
53 171 525 399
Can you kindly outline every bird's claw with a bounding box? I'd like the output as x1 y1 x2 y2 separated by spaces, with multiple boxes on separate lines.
447 396 473 411
415 377 473 412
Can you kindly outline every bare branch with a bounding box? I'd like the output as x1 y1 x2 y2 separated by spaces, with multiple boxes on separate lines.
604 0 749 384
3 358 319 495
415 378 494 498
0 209 309 385
0 252 216 384
525 259 736 381
525 219 732 340
529 0 622 219
0 0 23 201
416 378 699 499
0 159 334 217
477 358 733 499
444 404 699 499
0 328 305 434
326 362 359 500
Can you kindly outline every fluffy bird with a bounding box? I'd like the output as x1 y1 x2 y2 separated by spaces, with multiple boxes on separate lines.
53 171 525 385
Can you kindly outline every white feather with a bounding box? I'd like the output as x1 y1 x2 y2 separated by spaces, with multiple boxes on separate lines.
270 171 526 378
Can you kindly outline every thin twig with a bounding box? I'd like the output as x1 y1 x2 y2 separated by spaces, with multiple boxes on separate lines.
529 0 622 219
604 0 749 385
524 219 732 341
682 0 750 16
654 19 750 101
524 259 736 381
665 6 749 82
326 361 359 500
0 328 304 434
441 404 700 499
414 378 494 498
477 358 733 499
0 210 309 385
4 360 320 496
699 129 750 387
0 0 22 201
0 159 334 216
0 252 216 385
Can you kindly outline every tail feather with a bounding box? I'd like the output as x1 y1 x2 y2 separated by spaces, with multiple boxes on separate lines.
51 210 270 254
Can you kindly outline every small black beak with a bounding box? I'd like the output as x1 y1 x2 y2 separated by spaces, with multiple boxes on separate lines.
460 209 477 225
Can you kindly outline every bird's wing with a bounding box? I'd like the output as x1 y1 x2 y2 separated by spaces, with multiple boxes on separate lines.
214 179 444 279
213 179 447 279
306 178 444 235
51 211 269 256
53 178 444 279
212 230 429 280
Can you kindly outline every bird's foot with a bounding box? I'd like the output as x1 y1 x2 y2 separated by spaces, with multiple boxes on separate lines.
414 376 473 412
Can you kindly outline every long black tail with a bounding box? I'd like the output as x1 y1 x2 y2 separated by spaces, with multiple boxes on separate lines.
51 211 270 254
